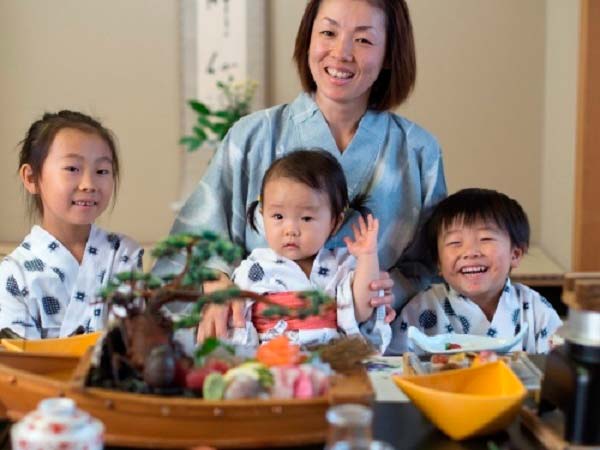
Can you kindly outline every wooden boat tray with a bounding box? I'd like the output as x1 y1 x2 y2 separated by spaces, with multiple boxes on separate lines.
0 349 373 448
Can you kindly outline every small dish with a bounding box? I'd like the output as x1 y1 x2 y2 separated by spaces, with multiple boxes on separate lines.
408 323 528 354
392 361 526 440
0 332 101 357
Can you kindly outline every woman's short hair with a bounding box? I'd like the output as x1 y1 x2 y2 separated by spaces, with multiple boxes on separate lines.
293 0 416 111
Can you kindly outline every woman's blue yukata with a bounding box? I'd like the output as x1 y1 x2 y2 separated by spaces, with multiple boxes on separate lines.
154 93 446 352
0 225 143 339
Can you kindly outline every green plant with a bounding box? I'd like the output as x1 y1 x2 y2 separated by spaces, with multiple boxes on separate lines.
94 231 333 391
180 78 257 152
99 231 331 326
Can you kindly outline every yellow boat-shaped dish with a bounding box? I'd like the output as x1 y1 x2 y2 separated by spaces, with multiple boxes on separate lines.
393 360 526 440
1 332 101 357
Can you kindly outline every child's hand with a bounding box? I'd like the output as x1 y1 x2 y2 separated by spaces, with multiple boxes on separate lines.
344 214 379 258
369 271 396 323
196 272 243 342
345 214 380 324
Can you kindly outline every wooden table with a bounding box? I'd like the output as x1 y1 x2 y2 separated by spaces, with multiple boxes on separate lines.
0 398 548 450
0 356 549 450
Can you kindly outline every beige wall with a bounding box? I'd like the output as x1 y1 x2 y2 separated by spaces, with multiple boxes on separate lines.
0 0 180 244
401 0 545 242
268 1 305 104
540 0 579 270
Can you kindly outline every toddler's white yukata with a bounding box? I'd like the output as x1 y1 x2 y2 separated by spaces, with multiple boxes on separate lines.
0 225 143 339
393 279 562 354
230 247 391 353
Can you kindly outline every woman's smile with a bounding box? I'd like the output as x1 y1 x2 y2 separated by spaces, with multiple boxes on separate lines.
325 66 354 81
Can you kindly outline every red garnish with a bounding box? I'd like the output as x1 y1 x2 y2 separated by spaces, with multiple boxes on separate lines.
431 354 449 364
185 367 214 391
445 343 462 350
49 423 66 434
256 335 304 367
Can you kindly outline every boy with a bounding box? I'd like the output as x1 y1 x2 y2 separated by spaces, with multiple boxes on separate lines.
392 188 561 354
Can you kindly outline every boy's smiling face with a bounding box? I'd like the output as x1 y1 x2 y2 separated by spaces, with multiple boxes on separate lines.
437 218 524 308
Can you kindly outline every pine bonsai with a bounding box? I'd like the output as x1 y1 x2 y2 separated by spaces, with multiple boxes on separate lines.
91 231 332 393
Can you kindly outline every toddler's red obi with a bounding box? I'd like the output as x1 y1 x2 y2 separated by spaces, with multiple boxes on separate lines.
252 292 337 334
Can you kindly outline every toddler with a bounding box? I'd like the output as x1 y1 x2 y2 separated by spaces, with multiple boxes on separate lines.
229 149 391 352
393 188 561 353
0 111 143 339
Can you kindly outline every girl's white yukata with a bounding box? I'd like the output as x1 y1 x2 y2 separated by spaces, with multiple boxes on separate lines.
229 247 391 353
394 279 562 354
0 225 143 339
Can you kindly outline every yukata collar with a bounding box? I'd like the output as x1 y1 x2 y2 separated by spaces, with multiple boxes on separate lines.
261 247 287 264
30 224 61 248
446 283 469 301
29 224 97 268
30 224 97 246
498 278 520 309
264 246 331 265
446 278 513 304
289 92 386 138
289 92 321 123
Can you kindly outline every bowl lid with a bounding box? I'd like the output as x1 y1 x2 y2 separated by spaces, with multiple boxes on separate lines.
559 308 600 347
14 398 104 439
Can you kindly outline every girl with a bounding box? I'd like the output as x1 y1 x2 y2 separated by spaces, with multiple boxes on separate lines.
0 110 143 339
228 150 391 352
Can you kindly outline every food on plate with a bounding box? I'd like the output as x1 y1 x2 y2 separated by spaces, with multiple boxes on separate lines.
444 343 462 350
180 336 331 400
428 350 512 372
430 352 469 371
256 335 305 367
471 350 500 367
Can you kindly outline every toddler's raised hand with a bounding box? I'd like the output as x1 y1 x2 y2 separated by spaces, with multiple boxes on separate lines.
343 214 379 257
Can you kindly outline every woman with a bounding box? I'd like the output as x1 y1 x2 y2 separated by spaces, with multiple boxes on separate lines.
155 0 446 354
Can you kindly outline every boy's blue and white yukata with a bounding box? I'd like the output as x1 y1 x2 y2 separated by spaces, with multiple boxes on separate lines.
229 247 391 353
153 92 447 348
0 225 143 339
393 279 562 354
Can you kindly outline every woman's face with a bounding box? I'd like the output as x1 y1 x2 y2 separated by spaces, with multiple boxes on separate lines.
309 0 387 112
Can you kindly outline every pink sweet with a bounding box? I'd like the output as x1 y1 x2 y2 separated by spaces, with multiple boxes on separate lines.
479 351 498 363
271 366 301 399
294 370 314 399
308 367 330 396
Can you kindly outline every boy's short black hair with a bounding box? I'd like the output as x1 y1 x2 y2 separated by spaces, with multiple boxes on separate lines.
425 188 530 262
